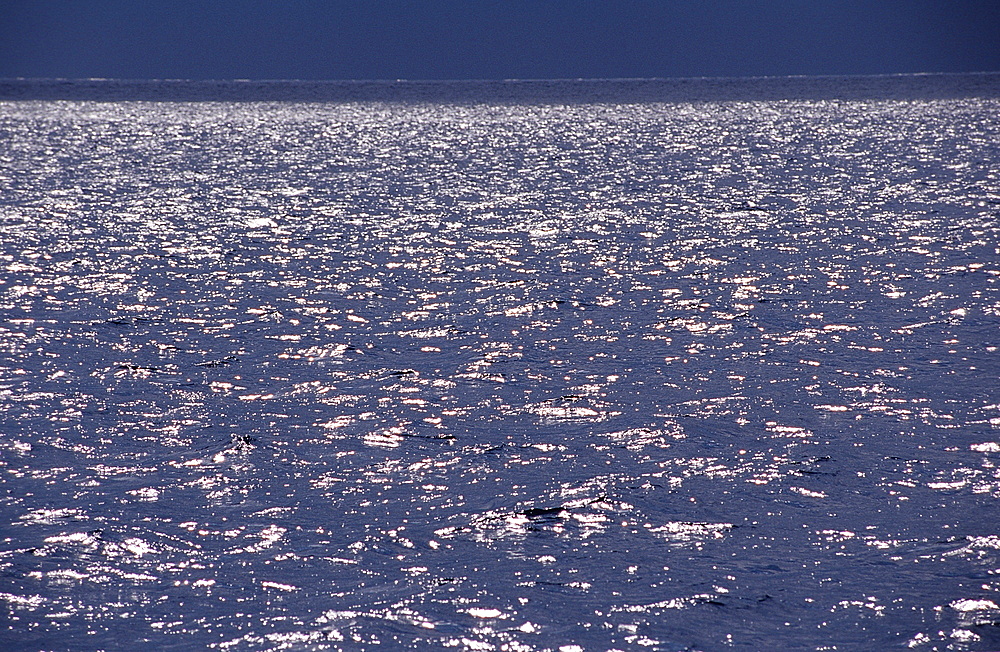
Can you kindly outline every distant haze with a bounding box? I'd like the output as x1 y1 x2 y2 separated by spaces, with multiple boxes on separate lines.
2 0 999 81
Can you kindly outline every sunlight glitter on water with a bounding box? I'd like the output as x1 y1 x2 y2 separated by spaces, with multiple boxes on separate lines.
2 77 1000 650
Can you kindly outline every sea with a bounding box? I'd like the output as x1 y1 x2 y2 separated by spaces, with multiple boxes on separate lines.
1 74 1000 651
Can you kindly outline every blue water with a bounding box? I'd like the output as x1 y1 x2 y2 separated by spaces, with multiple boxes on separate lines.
2 75 1000 651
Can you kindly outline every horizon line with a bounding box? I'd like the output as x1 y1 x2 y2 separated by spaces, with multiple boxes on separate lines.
4 71 1000 85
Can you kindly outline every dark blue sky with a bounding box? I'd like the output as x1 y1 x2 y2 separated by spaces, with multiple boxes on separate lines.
2 0 999 80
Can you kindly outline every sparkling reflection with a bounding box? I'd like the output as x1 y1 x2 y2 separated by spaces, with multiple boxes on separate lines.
2 79 1000 650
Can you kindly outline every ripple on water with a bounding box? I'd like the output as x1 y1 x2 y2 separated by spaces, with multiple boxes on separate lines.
2 82 1000 650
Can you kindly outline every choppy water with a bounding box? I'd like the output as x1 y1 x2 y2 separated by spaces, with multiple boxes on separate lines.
2 76 1000 651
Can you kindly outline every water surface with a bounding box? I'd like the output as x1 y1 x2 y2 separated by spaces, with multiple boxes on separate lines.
2 76 1000 650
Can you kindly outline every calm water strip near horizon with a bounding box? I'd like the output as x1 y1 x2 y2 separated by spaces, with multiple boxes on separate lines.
2 76 1000 650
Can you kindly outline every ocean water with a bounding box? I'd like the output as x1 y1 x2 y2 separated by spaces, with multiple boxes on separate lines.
1 75 999 651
